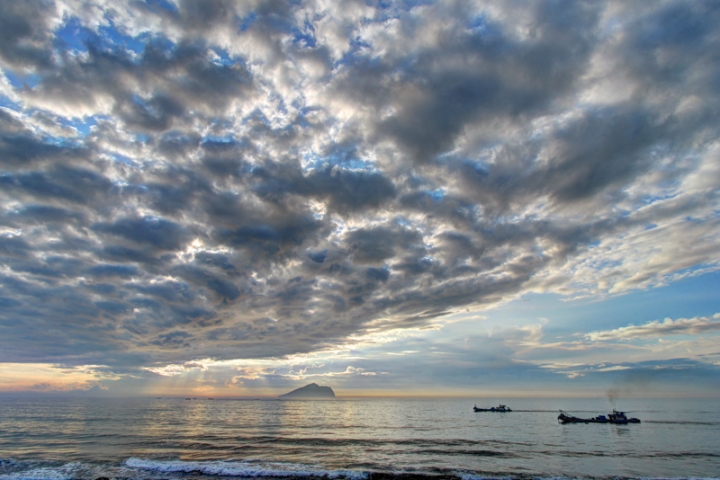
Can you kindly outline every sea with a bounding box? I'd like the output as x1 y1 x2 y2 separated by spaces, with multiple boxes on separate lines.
0 396 718 480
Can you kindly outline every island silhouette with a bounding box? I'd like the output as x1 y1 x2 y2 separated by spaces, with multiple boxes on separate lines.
278 383 335 399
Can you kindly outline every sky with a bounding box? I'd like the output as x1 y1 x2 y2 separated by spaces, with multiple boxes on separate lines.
0 0 719 398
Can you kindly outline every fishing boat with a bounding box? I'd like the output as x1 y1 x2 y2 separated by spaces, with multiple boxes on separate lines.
474 404 512 412
558 409 640 424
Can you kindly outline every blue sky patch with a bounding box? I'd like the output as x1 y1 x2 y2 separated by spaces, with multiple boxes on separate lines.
144 0 178 14
4 70 41 89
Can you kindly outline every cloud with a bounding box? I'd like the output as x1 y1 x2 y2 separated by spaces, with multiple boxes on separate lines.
0 0 719 381
587 314 720 341
0 0 57 69
146 360 209 377
0 362 120 392
278 365 381 380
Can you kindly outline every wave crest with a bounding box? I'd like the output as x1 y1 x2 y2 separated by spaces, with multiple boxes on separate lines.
125 458 369 480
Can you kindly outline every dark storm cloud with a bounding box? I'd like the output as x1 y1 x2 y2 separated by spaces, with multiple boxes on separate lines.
212 214 324 261
237 157 397 214
620 1 720 89
6 205 85 225
116 92 185 132
87 264 139 279
0 0 719 375
334 1 600 163
346 226 422 264
98 245 162 266
0 129 85 168
24 32 253 130
93 217 190 250
2 165 115 207
173 264 241 300
0 0 54 68
0 235 32 259
304 167 397 213
449 104 681 210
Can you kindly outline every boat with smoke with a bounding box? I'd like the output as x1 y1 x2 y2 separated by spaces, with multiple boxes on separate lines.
558 409 641 424
473 404 512 412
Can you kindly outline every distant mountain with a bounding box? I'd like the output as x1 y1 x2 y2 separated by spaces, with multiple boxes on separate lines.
278 383 335 399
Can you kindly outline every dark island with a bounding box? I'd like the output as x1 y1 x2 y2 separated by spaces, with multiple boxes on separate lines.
278 383 335 399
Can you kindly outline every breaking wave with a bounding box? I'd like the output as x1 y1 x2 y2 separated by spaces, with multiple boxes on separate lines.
2 459 719 480
124 458 368 479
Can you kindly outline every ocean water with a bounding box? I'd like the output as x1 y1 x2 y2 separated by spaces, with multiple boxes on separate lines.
0 396 718 480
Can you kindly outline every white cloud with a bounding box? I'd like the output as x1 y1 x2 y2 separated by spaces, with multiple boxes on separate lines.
587 314 720 341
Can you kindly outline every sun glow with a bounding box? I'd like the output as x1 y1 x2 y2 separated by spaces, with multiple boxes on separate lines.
0 363 119 392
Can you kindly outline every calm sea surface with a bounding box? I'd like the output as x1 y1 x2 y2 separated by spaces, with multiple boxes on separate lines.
0 396 718 480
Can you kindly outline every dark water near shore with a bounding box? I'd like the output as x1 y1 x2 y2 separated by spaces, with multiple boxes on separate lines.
0 396 718 480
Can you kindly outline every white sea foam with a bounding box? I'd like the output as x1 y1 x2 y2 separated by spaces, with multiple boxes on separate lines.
0 463 82 480
124 458 369 480
457 474 512 480
1 461 718 480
